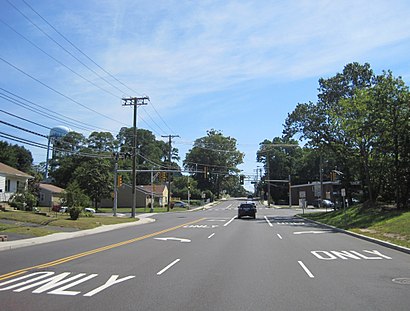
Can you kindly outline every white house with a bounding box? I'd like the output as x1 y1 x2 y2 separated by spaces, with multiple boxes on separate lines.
0 162 33 202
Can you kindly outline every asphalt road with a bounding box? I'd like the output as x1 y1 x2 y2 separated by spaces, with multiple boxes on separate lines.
0 199 409 311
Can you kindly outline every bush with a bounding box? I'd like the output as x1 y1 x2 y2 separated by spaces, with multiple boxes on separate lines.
9 191 37 211
69 207 82 220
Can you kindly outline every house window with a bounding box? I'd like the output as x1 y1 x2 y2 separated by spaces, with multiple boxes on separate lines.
5 179 10 192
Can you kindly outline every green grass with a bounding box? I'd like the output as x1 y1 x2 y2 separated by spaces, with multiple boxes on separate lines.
302 206 410 248
0 209 138 233
97 206 189 213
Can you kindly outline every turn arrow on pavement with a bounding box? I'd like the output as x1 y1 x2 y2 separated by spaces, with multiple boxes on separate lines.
154 237 191 243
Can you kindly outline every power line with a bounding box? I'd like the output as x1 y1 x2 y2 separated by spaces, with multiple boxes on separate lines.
22 0 174 136
0 57 128 126
0 120 48 138
0 109 51 130
0 89 101 132
19 0 175 135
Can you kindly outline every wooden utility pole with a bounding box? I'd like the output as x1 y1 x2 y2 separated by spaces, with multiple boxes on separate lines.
162 134 179 211
122 96 149 218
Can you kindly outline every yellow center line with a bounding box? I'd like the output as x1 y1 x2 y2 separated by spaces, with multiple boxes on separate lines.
0 217 206 281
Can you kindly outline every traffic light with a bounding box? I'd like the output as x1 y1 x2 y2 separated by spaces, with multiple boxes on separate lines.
240 175 244 185
330 171 336 181
203 166 208 178
117 175 122 187
160 171 167 182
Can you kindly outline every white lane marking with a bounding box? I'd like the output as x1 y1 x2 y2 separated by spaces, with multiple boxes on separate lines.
226 204 233 209
277 234 283 240
157 259 181 276
208 233 215 239
293 231 325 235
264 216 273 227
224 216 236 227
298 261 315 278
154 237 191 243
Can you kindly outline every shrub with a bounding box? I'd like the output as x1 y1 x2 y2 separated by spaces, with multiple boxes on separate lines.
68 207 82 220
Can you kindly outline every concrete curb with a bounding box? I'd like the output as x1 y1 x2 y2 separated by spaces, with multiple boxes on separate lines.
298 216 410 255
0 217 155 252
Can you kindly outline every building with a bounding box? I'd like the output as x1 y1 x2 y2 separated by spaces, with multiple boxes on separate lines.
38 183 65 207
290 181 338 206
0 162 33 202
100 184 168 208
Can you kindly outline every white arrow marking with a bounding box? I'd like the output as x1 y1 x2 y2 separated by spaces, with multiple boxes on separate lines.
293 231 326 235
154 237 191 243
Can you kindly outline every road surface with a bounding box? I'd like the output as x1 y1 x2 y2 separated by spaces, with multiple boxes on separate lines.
0 199 409 310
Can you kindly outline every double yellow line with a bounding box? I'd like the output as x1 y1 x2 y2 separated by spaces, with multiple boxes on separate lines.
0 217 206 282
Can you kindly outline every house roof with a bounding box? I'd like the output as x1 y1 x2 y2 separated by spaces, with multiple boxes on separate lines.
0 162 33 179
39 183 65 194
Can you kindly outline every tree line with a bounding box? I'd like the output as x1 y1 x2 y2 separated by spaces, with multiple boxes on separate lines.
1 127 248 209
257 62 409 209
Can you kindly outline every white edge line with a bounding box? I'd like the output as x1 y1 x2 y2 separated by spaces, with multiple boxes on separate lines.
298 261 315 278
264 216 273 227
224 216 236 227
157 259 181 276
277 234 283 240
208 233 215 239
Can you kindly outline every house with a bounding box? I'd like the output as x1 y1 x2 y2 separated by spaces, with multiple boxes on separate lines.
38 183 65 207
0 162 34 202
100 184 168 208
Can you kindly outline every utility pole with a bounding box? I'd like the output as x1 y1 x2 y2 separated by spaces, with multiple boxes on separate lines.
113 152 119 217
162 134 179 212
122 96 149 218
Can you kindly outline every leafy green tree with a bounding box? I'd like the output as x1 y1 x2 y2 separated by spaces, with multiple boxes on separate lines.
117 127 175 185
72 158 112 210
256 137 300 203
0 141 33 173
87 131 118 152
283 62 410 209
171 176 202 200
184 129 244 197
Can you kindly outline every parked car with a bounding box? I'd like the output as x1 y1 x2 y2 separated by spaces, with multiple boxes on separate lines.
171 201 188 208
322 199 335 208
84 207 96 213
312 199 335 209
237 203 257 219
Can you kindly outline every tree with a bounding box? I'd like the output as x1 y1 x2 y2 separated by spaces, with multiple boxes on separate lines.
283 62 410 209
87 131 118 152
72 158 112 210
184 129 244 197
117 127 174 185
256 137 300 203
0 141 33 173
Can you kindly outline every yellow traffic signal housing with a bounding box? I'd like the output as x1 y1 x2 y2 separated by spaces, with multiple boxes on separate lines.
118 175 123 187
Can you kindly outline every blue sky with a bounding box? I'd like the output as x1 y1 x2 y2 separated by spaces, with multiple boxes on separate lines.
1 0 410 191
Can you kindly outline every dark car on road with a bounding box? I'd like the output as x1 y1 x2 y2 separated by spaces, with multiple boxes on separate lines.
238 203 257 219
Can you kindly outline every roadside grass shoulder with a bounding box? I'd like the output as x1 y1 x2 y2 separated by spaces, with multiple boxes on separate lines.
0 209 138 236
302 206 410 249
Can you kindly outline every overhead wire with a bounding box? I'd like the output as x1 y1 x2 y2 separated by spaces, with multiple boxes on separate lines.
0 88 102 132
0 109 51 130
20 0 175 135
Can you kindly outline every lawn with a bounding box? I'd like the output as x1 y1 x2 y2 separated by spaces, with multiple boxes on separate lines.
302 206 410 248
0 209 138 236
